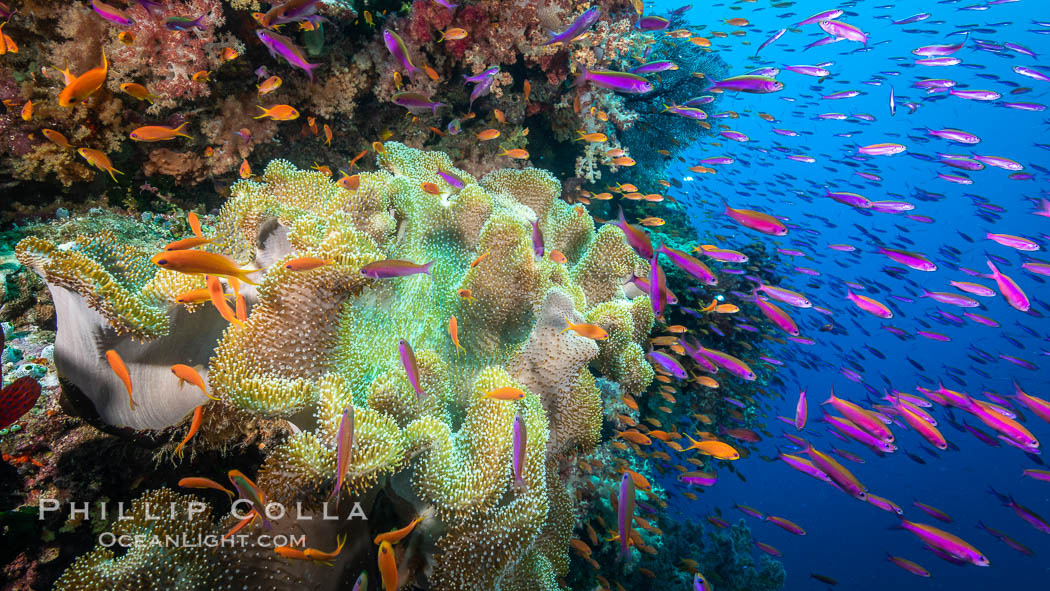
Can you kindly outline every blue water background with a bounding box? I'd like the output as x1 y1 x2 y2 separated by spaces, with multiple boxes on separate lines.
646 0 1050 588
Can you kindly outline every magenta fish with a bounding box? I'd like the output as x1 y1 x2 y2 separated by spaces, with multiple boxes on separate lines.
383 29 419 77
329 405 354 506
574 65 653 94
257 29 319 80
658 244 716 285
512 413 526 487
91 0 133 26
546 6 601 45
360 259 433 279
398 339 424 399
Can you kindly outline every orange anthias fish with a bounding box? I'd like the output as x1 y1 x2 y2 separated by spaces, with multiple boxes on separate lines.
562 319 609 340
174 404 204 460
449 315 464 354
104 349 134 410
374 515 425 546
254 104 299 121
302 534 348 565
130 122 193 142
484 386 526 401
378 541 397 591
120 82 157 104
41 129 72 149
151 250 260 285
78 148 123 182
500 148 529 159
476 128 500 140
58 50 108 107
171 364 217 400
239 159 252 179
257 75 282 95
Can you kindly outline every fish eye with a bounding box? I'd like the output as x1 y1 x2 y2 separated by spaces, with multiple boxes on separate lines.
157 259 167 265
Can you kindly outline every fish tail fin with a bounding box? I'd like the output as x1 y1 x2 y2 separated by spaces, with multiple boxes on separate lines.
304 62 319 82
235 268 262 286
821 387 835 406
253 105 269 119
573 63 589 86
174 121 193 139
422 260 434 275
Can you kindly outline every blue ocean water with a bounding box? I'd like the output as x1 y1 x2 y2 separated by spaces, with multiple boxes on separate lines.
649 0 1050 588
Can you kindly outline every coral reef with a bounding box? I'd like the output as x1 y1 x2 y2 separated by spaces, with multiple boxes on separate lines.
22 143 664 589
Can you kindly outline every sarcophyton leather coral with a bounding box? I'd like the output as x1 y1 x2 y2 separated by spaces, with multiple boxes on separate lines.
31 143 655 590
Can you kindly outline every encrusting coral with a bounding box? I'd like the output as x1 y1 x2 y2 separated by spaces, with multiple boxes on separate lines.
30 142 657 589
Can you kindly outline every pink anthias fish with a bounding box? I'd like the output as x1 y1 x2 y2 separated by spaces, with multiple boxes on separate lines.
723 201 787 235
613 206 654 258
512 413 527 487
824 414 896 453
824 388 894 442
793 390 808 431
256 29 319 80
91 0 133 25
899 520 989 566
846 289 893 318
986 233 1040 251
878 247 936 271
360 259 433 278
329 405 354 507
695 346 756 381
618 471 635 558
383 29 419 77
1012 381 1050 424
765 515 806 535
398 339 425 399
819 20 868 46
750 290 800 336
804 442 868 500
983 259 1030 311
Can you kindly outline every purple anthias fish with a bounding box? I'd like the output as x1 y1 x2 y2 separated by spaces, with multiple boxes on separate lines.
464 66 499 109
708 75 783 94
756 28 786 55
360 259 433 278
879 247 936 271
618 471 635 558
649 251 665 320
531 220 544 258
913 36 967 57
437 168 464 189
392 92 446 115
133 0 163 16
257 30 320 80
819 20 868 45
795 9 843 27
329 405 354 507
398 339 424 399
823 90 860 99
545 6 601 45
613 207 653 258
949 89 1001 101
658 244 716 285
631 61 677 74
784 64 830 77
647 350 686 379
927 128 980 144
91 0 133 26
165 15 207 31
684 95 715 106
512 413 526 487
663 103 707 120
383 29 419 77
637 15 670 32
1014 66 1050 82
575 65 653 94
464 66 500 85
893 12 930 25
